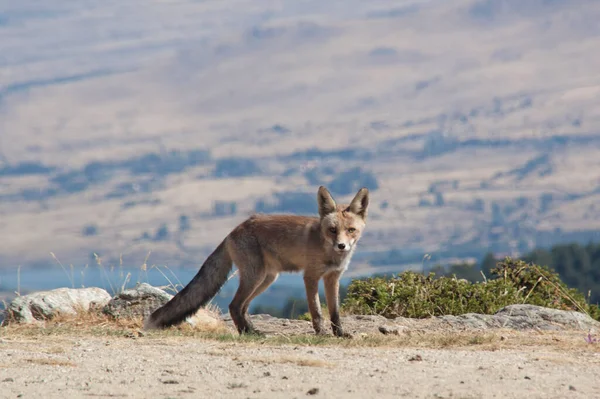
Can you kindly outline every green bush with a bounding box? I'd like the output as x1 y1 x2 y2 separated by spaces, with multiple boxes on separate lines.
342 257 600 321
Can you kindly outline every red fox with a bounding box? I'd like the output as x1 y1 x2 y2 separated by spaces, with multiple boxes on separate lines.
144 186 369 337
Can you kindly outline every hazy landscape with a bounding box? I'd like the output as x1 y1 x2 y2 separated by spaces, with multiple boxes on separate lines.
2 0 600 302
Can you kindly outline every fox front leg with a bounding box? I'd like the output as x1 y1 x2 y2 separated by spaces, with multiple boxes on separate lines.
303 275 327 335
324 272 352 338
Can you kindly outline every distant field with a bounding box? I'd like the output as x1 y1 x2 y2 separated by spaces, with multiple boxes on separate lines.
2 0 600 272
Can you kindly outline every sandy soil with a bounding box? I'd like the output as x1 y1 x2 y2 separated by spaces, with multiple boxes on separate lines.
1 332 599 399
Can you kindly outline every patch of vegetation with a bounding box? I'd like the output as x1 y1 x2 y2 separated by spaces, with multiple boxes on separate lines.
178 214 191 232
213 201 237 216
213 157 260 178
281 147 367 162
11 149 211 201
81 224 99 237
304 165 335 185
105 178 161 199
255 191 316 215
154 224 170 241
328 167 379 196
342 258 600 320
0 161 55 176
442 243 600 304
0 313 511 349
122 199 161 209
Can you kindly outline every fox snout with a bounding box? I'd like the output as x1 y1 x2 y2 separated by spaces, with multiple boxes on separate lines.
333 238 353 252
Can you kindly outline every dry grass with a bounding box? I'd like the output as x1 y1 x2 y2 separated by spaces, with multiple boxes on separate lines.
2 307 599 354
43 346 67 354
148 328 600 353
232 354 335 368
0 305 229 339
23 358 77 367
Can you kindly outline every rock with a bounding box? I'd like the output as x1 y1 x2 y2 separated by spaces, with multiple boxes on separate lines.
3 287 111 324
103 283 173 320
432 304 599 331
495 304 598 331
378 325 405 335
217 305 600 337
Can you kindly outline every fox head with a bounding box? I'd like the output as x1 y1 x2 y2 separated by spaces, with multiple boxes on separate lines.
317 186 369 254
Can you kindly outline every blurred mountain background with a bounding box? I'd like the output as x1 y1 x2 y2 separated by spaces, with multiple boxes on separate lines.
2 0 600 310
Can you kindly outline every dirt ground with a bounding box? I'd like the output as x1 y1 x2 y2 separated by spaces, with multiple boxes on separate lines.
1 329 599 399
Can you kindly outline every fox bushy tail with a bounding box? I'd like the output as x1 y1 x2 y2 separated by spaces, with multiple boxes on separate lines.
144 240 233 330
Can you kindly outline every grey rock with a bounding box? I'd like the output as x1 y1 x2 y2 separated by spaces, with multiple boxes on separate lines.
3 287 111 324
378 325 405 335
103 283 173 319
432 304 599 331
495 304 597 331
225 305 599 337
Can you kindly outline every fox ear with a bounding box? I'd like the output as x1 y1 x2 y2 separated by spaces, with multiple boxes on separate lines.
317 186 337 218
348 187 369 220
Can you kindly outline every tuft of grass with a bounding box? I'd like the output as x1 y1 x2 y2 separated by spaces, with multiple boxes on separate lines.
1 304 229 339
24 358 77 367
43 346 67 354
2 313 598 352
183 329 505 350
45 250 186 297
231 354 335 368
227 382 247 389
342 257 600 321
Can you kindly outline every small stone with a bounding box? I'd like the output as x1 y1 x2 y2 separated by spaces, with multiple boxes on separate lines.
379 325 400 335
2 378 14 382
408 354 423 362
569 385 576 391
307 387 319 395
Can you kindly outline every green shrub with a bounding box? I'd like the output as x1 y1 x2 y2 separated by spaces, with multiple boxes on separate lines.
342 257 600 321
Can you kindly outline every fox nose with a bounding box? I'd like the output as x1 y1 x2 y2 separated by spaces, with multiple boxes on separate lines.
337 243 346 250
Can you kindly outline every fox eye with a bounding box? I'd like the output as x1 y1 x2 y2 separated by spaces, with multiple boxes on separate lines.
329 227 337 234
348 228 356 233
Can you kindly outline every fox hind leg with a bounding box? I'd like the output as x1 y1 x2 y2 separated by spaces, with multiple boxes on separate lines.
228 243 274 335
242 272 278 316
229 270 266 335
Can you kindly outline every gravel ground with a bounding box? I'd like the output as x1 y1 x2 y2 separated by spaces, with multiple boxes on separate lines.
1 334 599 399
